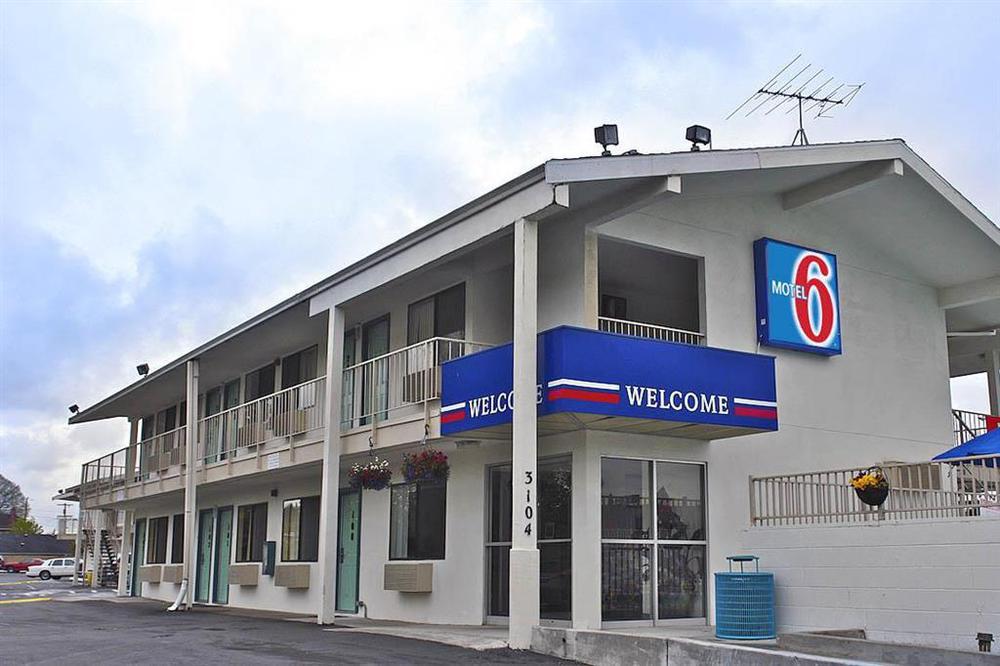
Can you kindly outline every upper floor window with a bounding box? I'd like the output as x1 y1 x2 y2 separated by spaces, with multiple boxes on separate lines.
408 283 465 345
245 363 276 402
281 345 319 389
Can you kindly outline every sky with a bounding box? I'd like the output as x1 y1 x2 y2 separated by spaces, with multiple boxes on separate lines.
1 1 998 531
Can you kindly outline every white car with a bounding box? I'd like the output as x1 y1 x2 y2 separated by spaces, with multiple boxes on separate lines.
26 558 77 580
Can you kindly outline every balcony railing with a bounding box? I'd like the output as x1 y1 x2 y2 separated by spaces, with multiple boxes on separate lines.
952 408 997 445
341 337 490 430
749 455 1000 526
139 425 186 478
198 376 326 464
79 338 490 499
598 316 704 346
81 447 129 499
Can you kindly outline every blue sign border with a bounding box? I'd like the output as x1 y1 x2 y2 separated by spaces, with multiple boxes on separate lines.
753 237 843 356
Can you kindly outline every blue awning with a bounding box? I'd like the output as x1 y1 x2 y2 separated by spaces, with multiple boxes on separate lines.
933 428 1000 467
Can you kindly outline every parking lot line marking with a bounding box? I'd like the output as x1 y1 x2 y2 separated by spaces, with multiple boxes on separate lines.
0 581 39 586
0 597 52 604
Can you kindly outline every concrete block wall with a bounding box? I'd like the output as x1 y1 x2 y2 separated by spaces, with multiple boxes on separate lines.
740 516 1000 652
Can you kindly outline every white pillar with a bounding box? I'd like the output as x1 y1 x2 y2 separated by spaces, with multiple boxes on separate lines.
583 230 599 329
91 510 103 589
117 510 133 596
509 217 539 649
182 359 199 608
317 307 346 624
72 466 84 585
125 416 139 485
987 347 1000 416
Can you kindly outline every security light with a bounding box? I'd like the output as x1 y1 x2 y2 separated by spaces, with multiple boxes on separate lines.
686 125 711 151
594 124 619 156
136 363 149 377
68 404 79 414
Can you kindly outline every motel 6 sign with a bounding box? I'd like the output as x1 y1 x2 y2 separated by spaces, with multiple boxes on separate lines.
753 238 842 356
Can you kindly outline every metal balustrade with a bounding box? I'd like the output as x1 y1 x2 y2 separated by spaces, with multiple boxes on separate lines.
80 447 129 499
78 338 491 498
139 425 187 478
598 316 705 346
340 337 489 430
198 376 326 464
749 455 1000 526
952 408 996 445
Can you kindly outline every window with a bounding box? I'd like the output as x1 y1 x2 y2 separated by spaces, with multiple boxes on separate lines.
600 457 707 623
600 294 628 319
245 364 276 401
170 514 184 564
237 503 268 562
389 480 446 560
147 517 169 564
486 457 572 620
281 496 320 561
407 283 466 344
281 346 319 390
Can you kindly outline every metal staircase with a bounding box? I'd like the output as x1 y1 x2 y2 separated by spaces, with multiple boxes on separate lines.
80 510 122 587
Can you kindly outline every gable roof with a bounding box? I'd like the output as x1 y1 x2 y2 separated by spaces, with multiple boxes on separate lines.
69 139 998 425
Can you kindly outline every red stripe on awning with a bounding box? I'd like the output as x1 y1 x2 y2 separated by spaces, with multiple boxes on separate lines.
734 405 777 420
547 387 620 404
441 411 466 424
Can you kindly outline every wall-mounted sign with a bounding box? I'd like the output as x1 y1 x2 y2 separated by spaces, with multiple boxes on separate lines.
753 238 842 356
440 326 777 436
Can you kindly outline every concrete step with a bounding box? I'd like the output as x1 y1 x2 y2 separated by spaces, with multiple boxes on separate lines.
778 632 999 666
532 626 997 665
532 626 876 665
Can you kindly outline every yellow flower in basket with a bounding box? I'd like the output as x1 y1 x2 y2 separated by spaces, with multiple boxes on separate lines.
849 468 888 491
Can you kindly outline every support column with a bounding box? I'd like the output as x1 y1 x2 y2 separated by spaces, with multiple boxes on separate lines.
317 307 346 624
125 417 139 485
91 512 102 589
987 347 1000 416
117 510 133 596
72 466 84 585
509 217 539 649
583 230 599 329
182 359 199 608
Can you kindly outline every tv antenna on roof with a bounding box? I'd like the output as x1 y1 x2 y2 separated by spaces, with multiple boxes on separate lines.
727 54 864 146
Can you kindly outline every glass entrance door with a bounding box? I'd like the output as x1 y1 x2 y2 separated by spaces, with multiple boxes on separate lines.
336 490 361 612
600 458 706 624
486 457 572 622
195 509 214 603
130 518 146 597
213 507 233 604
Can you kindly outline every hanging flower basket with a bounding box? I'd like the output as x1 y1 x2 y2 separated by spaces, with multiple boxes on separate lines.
348 457 393 491
849 467 889 506
401 448 450 483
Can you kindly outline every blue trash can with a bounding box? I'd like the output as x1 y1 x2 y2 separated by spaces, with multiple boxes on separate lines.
714 555 776 640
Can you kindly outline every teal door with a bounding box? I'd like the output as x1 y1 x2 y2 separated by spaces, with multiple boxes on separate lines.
195 509 214 603
336 490 361 612
213 507 233 604
130 518 146 597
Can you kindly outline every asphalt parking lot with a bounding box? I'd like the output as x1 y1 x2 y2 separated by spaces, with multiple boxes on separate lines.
0 573 564 665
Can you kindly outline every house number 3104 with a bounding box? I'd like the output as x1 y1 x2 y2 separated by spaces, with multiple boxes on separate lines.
524 471 533 536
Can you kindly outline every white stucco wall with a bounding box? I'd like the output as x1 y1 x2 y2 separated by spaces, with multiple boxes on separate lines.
740 517 1000 651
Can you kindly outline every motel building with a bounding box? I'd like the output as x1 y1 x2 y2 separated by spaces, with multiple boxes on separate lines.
63 137 1000 653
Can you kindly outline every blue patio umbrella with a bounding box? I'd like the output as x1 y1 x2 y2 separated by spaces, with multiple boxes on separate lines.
933 428 1000 467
